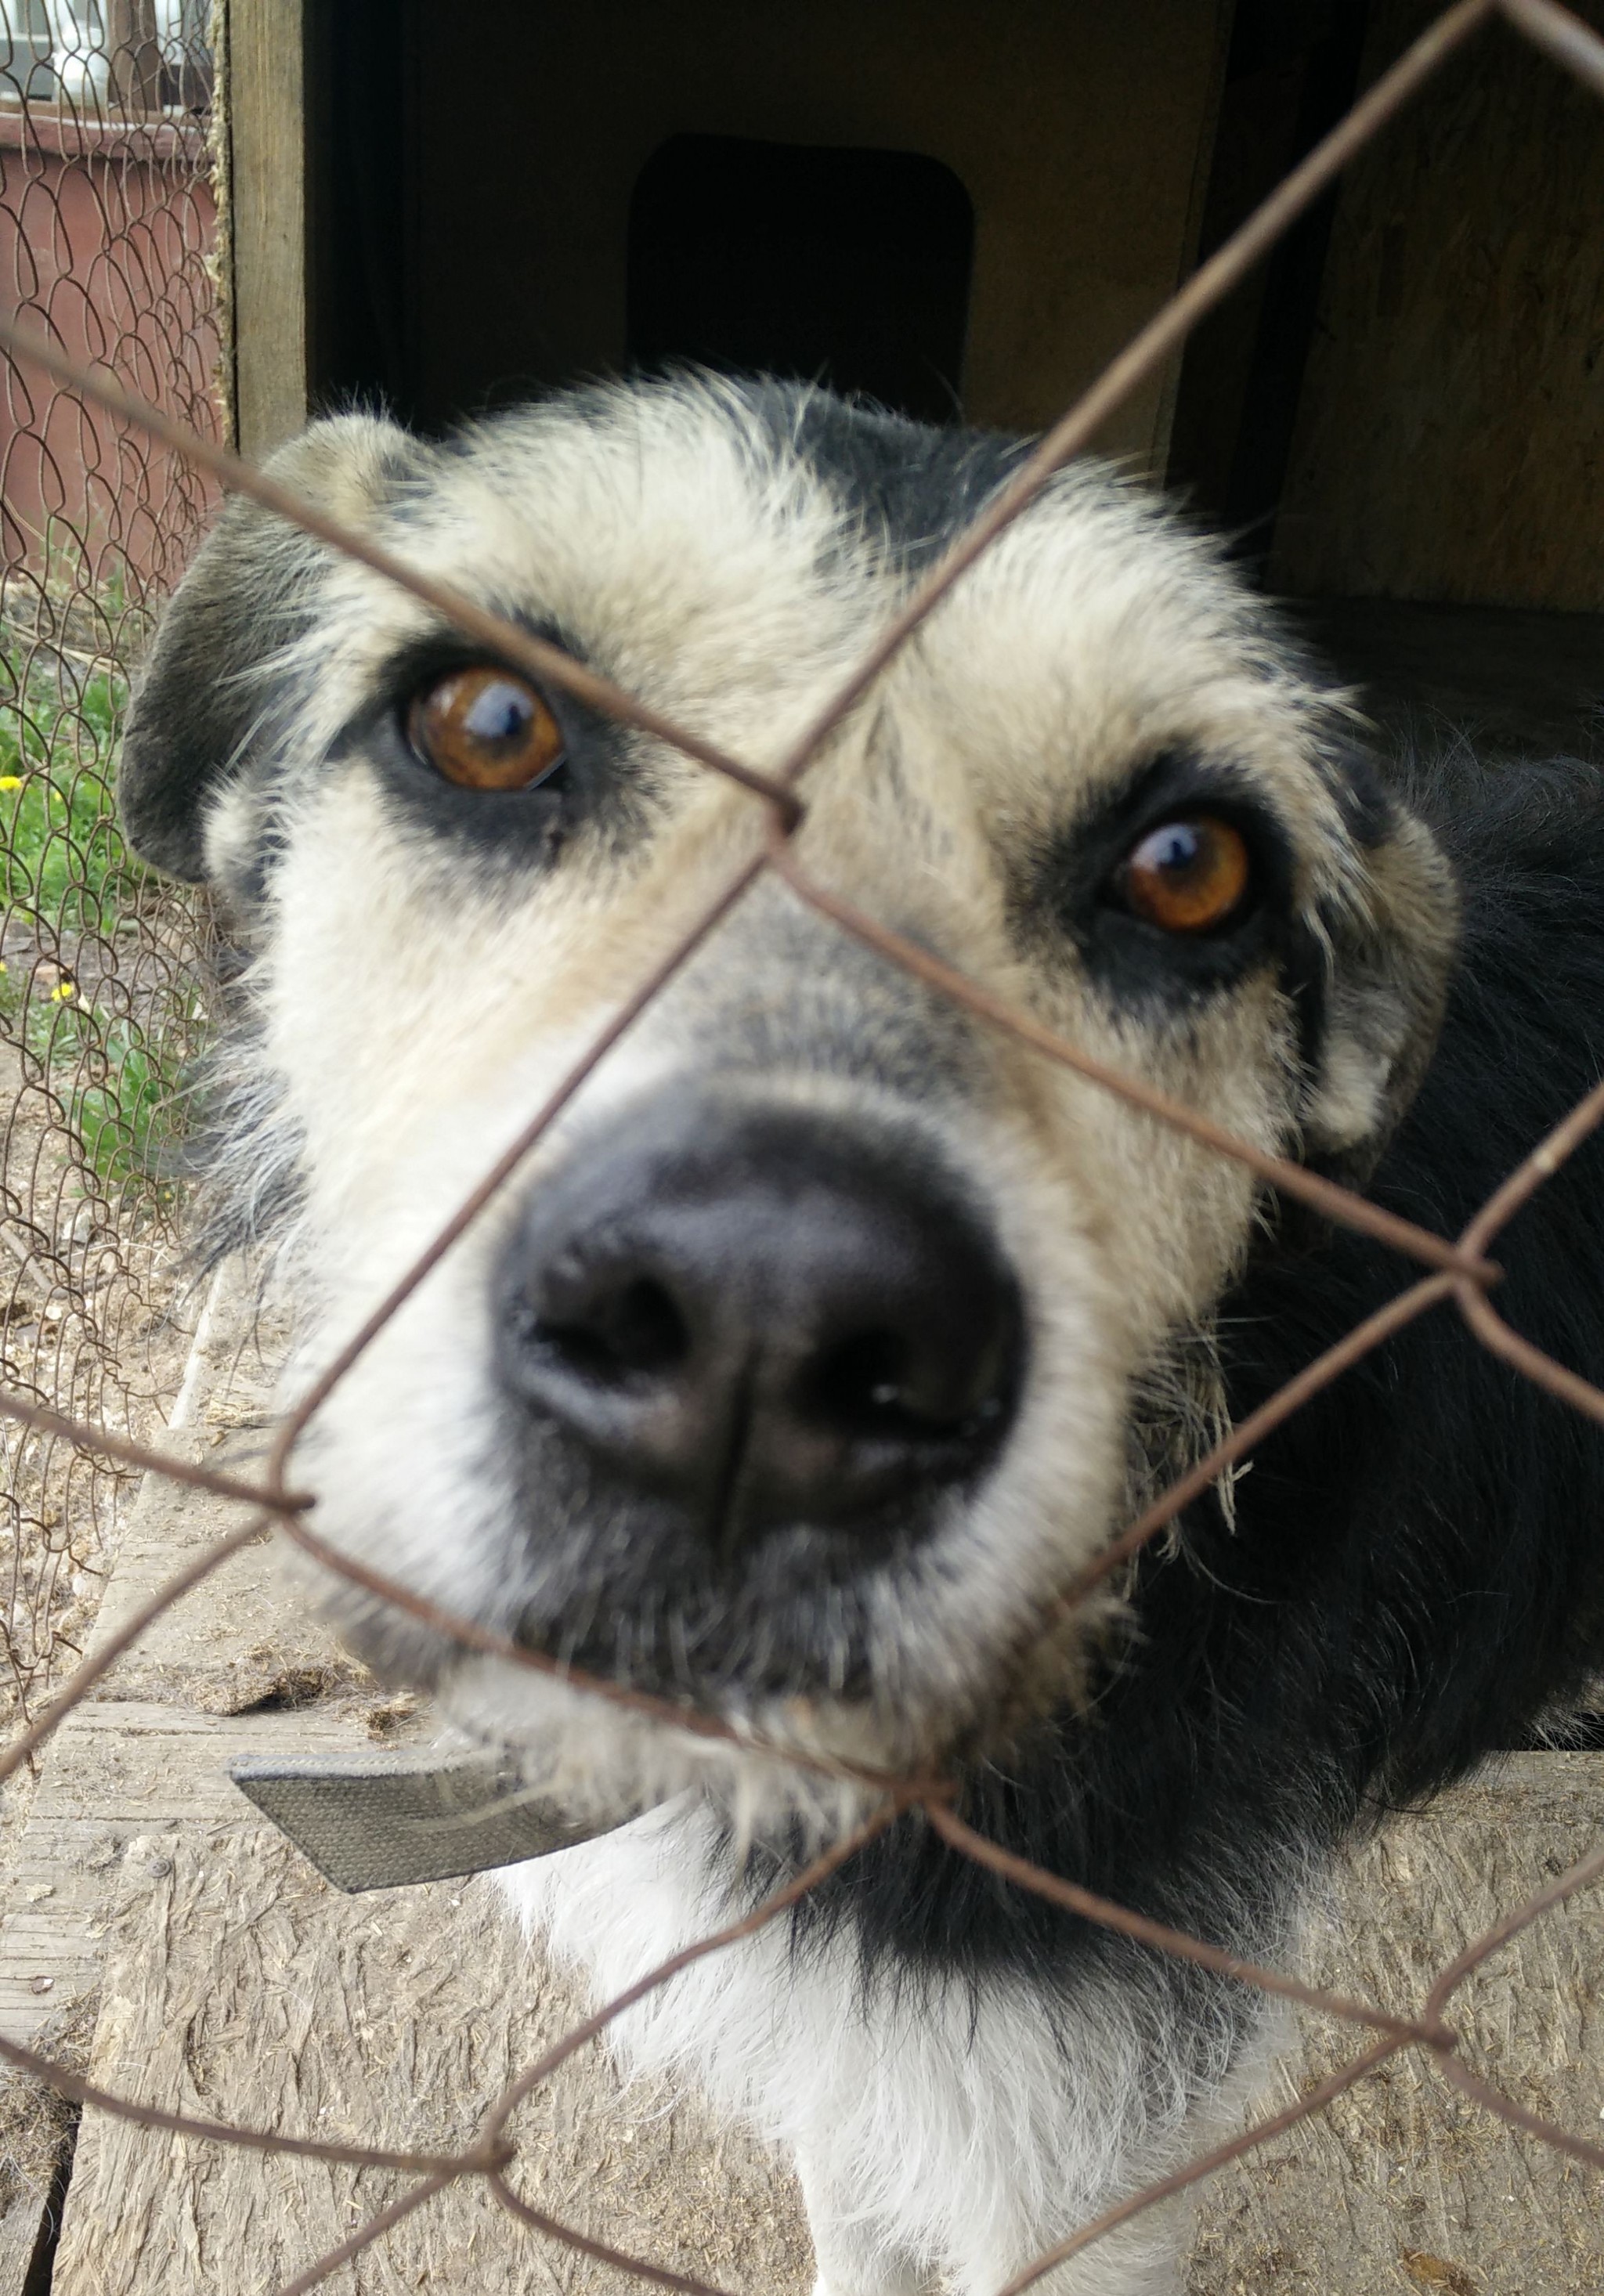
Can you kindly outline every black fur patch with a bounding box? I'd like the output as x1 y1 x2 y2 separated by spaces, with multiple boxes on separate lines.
746 380 1031 569
796 749 1604 2003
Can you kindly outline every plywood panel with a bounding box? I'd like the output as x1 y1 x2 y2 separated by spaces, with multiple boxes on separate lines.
1190 1754 1604 2294
52 1829 816 2296
1270 0 1604 611
409 0 1230 464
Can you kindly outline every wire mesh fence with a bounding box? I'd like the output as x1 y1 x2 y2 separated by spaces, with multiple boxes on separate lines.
0 0 219 1728
0 0 1602 2290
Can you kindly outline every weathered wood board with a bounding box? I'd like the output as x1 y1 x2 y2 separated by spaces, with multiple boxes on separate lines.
53 1828 815 2296
223 0 310 457
1193 1755 1604 2296
1270 0 1604 612
42 1764 1604 2295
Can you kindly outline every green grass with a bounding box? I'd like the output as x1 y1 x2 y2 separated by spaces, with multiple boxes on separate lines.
0 634 182 1211
0 644 132 927
31 998 179 1209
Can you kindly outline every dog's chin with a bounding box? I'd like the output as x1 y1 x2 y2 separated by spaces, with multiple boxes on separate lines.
439 1649 923 1847
304 1538 937 1820
295 1446 1128 1836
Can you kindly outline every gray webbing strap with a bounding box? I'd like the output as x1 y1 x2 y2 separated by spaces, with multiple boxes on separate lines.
229 1748 609 1893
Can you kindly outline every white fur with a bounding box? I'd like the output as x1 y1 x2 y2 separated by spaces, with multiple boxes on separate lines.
504 1808 1283 2295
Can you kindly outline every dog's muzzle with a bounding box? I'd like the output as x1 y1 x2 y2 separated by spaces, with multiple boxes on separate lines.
496 1096 1025 1558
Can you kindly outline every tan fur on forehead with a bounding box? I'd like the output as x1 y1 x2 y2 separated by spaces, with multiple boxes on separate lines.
301 384 877 764
279 383 1356 890
892 478 1367 917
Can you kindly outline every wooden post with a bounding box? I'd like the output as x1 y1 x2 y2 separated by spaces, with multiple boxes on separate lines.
222 0 310 457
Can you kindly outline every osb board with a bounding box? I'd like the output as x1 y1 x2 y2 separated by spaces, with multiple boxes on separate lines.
1270 0 1604 612
1190 1753 1604 2295
41 1764 1604 2295
51 1828 815 2296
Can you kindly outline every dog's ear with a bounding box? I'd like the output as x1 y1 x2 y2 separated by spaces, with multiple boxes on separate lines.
1301 799 1460 1186
119 414 431 882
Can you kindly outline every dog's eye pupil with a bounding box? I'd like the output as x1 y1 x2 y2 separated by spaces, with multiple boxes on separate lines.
408 666 566 792
471 687 530 743
1118 815 1252 934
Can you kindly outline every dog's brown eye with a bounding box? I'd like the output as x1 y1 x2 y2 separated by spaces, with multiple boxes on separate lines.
1118 816 1252 933
408 666 565 792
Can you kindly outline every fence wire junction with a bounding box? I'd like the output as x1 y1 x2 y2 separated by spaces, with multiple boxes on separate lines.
3 0 1604 2289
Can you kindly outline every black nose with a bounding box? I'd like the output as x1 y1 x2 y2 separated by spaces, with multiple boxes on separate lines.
497 1103 1024 1551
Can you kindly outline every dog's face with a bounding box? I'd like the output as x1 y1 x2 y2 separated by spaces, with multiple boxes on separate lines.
122 381 1458 1810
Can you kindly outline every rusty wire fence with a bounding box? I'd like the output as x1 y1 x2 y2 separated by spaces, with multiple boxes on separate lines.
0 0 1602 2289
0 1 219 1731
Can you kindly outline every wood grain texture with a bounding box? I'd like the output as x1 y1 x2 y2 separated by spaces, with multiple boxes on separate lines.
52 1828 815 2295
42 1762 1604 2294
1190 1755 1604 2294
1270 0 1604 610
226 0 309 457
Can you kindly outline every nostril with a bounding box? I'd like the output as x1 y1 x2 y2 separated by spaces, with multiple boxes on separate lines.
528 1269 691 1385
805 1316 1018 1446
600 1276 690 1376
807 1330 921 1437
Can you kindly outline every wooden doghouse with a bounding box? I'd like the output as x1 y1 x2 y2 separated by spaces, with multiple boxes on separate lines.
222 0 1604 747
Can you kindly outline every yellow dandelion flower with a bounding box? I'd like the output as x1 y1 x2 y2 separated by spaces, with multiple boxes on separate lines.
0 774 21 791
49 980 75 1002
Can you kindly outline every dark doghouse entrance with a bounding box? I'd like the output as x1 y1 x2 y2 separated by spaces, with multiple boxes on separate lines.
294 0 1604 761
626 135 974 425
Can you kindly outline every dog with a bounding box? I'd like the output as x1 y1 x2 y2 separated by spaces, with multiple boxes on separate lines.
118 377 1604 2293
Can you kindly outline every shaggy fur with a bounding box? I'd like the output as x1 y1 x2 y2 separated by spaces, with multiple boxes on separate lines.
120 378 1604 2294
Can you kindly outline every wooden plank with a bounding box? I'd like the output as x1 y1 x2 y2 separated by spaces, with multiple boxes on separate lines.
1190 1755 1604 2294
52 1826 816 2295
0 1268 407 2055
0 1699 392 2048
39 1760 1604 2294
0 1263 391 2294
1270 0 1604 612
224 0 310 457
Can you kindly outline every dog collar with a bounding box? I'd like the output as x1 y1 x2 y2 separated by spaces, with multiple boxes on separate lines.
229 1746 611 1893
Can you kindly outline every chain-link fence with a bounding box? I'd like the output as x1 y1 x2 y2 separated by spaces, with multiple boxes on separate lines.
0 0 219 1727
2 0 1603 2290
